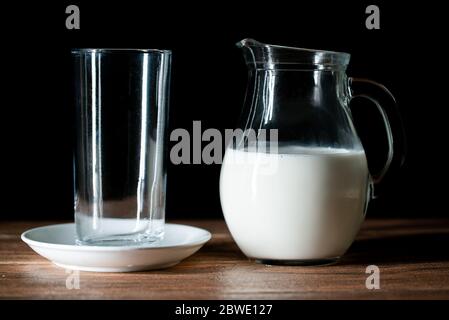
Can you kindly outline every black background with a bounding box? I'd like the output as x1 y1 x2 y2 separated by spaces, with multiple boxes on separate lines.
0 1 445 220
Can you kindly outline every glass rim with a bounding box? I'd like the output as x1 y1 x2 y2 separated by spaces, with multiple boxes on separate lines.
71 48 172 54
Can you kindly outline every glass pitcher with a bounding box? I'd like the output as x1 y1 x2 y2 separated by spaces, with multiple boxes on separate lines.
220 39 403 265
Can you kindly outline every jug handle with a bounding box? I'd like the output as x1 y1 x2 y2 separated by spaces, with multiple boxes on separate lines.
349 78 407 190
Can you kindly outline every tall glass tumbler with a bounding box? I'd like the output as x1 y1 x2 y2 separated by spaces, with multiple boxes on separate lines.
72 49 171 245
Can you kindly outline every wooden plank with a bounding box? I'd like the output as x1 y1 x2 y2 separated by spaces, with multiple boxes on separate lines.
1 219 449 299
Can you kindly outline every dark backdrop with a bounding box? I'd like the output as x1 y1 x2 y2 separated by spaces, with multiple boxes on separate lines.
0 1 445 220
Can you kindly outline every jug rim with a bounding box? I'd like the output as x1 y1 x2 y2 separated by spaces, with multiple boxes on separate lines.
237 38 350 70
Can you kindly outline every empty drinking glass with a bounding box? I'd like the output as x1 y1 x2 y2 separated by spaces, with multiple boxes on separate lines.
72 48 171 245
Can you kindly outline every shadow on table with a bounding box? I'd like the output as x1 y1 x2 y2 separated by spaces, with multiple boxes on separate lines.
340 231 449 265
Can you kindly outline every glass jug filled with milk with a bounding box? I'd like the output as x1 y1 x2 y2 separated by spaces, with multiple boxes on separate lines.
220 39 404 265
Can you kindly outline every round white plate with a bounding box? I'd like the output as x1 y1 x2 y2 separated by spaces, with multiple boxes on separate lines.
21 223 211 272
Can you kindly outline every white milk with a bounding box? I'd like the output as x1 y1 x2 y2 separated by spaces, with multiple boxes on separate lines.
219 146 370 261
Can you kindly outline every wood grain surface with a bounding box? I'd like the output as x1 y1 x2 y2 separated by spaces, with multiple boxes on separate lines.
1 219 449 299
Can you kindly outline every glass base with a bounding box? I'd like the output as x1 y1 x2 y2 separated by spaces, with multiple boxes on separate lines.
255 257 339 266
76 231 164 246
75 217 165 246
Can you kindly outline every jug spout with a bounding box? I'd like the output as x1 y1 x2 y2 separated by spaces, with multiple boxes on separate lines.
236 38 350 70
236 38 264 49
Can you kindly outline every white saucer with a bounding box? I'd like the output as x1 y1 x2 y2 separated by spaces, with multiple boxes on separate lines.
21 223 211 272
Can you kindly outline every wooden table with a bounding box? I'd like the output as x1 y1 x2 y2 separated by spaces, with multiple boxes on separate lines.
1 219 449 299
